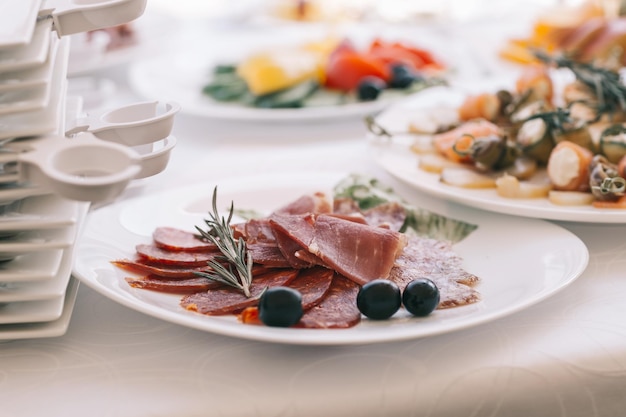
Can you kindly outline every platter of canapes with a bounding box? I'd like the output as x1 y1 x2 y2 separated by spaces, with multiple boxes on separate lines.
371 54 626 223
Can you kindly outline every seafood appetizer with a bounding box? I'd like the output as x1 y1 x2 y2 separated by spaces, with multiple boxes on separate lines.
370 53 626 208
112 176 480 329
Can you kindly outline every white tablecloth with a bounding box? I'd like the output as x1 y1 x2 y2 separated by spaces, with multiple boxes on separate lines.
3 4 626 416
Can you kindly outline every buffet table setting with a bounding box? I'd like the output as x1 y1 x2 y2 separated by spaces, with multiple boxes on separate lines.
2 1 626 416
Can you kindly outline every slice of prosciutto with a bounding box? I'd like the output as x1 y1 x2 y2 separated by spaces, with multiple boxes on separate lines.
270 213 407 286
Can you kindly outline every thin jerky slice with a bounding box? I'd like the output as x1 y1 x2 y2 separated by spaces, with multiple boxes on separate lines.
288 267 334 310
113 258 269 279
136 244 218 267
273 192 332 216
297 274 361 329
153 227 217 252
181 269 298 315
272 226 317 269
246 242 291 268
112 258 212 278
307 214 407 285
126 275 222 294
243 218 277 244
363 202 407 232
270 213 406 285
388 235 480 308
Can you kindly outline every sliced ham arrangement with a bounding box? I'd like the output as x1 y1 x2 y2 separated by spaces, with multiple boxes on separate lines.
115 192 481 328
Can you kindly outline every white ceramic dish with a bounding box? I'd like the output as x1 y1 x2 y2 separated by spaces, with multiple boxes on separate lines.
0 223 78 261
0 36 68 140
0 18 51 73
0 276 78 333
0 185 50 206
72 172 589 346
0 194 80 236
0 289 65 324
0 244 73 302
0 83 51 116
0 250 64 283
130 60 403 122
128 49 405 123
371 87 626 223
0 44 55 93
67 100 180 146
0 0 42 49
0 201 87 283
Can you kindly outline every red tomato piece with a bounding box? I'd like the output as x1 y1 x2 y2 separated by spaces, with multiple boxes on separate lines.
368 39 444 71
368 46 425 70
324 51 390 91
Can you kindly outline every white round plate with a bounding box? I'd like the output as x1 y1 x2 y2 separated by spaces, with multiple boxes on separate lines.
371 86 626 223
72 172 588 345
128 53 400 122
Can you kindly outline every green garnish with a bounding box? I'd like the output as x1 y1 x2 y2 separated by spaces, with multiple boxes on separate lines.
194 187 254 297
535 51 626 117
333 174 477 243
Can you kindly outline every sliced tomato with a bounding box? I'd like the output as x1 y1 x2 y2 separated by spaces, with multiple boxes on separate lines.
368 46 425 69
368 39 444 70
324 51 390 91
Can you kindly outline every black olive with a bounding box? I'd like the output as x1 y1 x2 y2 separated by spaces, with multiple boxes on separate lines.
356 279 402 320
357 76 387 101
258 287 303 327
402 278 440 317
388 64 422 89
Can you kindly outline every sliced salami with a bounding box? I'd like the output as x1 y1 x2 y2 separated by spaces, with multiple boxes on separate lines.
135 244 218 267
126 275 222 293
181 269 298 315
288 266 334 310
113 258 211 278
246 242 292 268
297 274 361 329
153 227 217 252
388 235 481 308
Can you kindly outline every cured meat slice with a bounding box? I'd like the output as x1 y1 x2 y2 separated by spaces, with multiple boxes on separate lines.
333 199 406 231
126 275 222 293
306 214 407 285
181 269 298 315
388 236 480 308
242 218 276 244
333 197 361 215
297 274 361 329
270 213 406 285
246 242 291 268
287 267 334 309
112 258 211 278
135 244 219 267
113 258 270 280
363 202 407 232
271 226 317 269
273 192 331 216
269 213 324 268
153 227 217 252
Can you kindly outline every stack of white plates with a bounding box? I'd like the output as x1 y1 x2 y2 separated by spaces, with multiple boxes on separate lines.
0 0 149 340
0 1 82 340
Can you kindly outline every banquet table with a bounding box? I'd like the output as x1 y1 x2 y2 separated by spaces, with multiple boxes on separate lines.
3 3 626 417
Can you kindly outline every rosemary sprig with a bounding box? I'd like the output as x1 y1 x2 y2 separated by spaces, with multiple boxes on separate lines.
194 187 253 297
